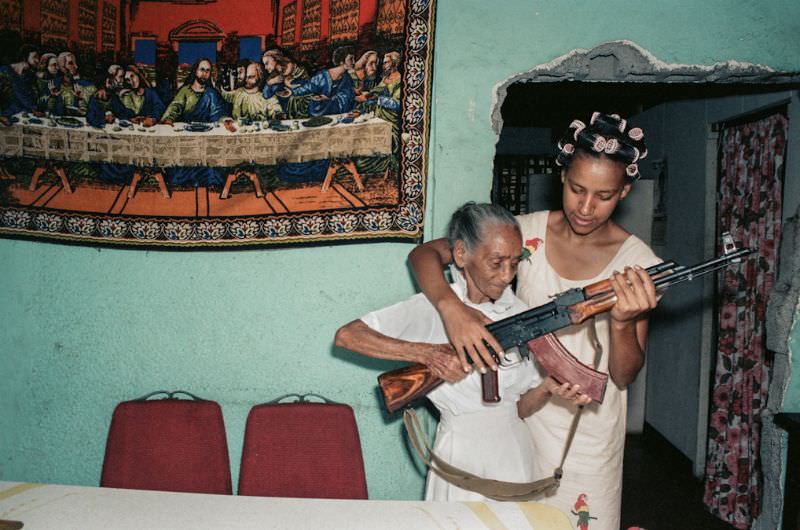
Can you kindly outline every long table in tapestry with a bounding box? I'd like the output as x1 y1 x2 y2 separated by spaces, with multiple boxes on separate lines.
0 114 392 168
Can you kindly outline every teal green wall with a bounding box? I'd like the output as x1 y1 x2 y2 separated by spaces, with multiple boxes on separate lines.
2 0 800 499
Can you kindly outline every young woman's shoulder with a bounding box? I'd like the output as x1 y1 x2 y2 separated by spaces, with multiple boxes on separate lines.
606 220 632 246
614 230 660 267
515 210 551 238
514 210 551 224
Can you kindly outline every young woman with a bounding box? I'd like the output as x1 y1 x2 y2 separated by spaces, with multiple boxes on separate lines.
408 113 660 529
336 202 589 501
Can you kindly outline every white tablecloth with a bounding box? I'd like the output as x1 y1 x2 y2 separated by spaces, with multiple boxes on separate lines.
0 114 392 167
0 481 571 529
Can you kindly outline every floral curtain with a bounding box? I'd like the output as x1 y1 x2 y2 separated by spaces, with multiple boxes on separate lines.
703 110 788 528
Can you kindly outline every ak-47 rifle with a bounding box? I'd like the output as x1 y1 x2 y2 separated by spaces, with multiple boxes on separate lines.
377 232 752 413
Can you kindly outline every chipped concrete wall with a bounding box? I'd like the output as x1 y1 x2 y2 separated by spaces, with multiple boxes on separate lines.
756 205 800 530
489 40 798 134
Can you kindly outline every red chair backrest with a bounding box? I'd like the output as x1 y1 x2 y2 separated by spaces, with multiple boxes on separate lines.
101 398 232 494
238 402 368 499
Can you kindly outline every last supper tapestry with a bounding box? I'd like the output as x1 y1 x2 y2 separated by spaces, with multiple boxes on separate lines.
0 0 434 247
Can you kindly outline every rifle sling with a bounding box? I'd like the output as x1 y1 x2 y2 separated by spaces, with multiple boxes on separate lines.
403 408 560 501
402 318 603 501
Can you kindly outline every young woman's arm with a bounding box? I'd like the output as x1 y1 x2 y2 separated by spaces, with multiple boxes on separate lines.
408 239 504 372
606 266 658 387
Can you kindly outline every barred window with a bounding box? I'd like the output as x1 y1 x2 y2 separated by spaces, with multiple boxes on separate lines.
101 1 117 51
329 0 359 42
0 0 22 32
281 2 297 45
41 0 70 48
78 0 98 50
376 0 405 37
299 0 321 44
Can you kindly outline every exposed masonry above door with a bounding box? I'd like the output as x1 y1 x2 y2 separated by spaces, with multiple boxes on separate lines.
490 40 800 134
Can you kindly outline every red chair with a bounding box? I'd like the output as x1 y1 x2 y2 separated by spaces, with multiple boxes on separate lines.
100 391 232 494
238 394 368 499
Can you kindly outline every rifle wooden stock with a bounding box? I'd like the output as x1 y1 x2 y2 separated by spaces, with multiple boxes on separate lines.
378 363 443 413
379 358 501 413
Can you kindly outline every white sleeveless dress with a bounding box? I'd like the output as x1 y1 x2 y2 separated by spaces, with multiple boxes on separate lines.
516 211 660 530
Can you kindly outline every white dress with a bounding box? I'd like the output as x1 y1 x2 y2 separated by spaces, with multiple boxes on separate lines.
515 211 660 530
360 269 543 501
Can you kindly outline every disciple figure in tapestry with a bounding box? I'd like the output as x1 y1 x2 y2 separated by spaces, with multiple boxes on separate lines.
46 52 97 117
86 65 166 183
0 45 40 179
33 53 59 112
356 51 403 157
118 66 165 126
85 72 119 128
281 46 356 119
221 62 281 122
351 50 379 95
86 65 164 129
0 45 40 122
261 49 310 100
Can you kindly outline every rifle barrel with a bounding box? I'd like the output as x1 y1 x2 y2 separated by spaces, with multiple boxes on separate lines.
653 248 751 290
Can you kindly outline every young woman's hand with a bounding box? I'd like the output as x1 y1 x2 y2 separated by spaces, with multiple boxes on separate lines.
609 265 657 326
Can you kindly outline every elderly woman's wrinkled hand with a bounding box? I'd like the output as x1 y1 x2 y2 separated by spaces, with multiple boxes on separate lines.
426 343 469 384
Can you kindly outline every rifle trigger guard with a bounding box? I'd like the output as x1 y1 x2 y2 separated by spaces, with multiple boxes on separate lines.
498 345 525 368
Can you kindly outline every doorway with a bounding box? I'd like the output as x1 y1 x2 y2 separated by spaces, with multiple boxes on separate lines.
490 40 800 529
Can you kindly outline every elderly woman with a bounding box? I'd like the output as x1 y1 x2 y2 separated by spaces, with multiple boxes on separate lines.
336 202 589 501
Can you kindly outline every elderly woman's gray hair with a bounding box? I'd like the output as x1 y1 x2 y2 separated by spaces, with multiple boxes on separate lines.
447 202 519 252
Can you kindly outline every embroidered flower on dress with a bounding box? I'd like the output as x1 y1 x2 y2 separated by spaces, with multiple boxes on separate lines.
521 237 543 261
